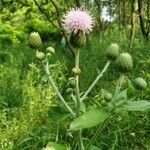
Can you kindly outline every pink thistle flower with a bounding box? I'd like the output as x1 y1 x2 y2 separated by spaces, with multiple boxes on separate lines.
62 8 94 34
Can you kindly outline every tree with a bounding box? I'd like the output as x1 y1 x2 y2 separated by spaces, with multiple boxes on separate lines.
94 0 104 36
130 0 137 48
138 0 149 40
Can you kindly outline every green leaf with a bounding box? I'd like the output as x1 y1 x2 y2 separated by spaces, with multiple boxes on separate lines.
80 101 86 113
48 106 70 122
116 89 127 100
41 75 49 82
44 142 67 150
88 145 102 150
124 100 150 111
127 80 136 98
70 108 110 131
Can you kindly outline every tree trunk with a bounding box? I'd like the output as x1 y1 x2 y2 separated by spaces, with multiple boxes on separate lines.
109 0 112 21
94 0 103 36
130 0 137 48
146 0 150 37
118 0 122 31
138 0 149 40
122 0 126 27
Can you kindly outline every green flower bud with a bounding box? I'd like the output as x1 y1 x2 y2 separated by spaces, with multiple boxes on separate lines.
46 47 55 54
72 67 81 75
46 53 52 58
70 32 86 48
104 92 113 102
68 77 76 87
66 88 74 94
101 100 107 106
134 77 147 90
106 43 119 60
36 51 45 61
116 52 133 72
29 32 42 48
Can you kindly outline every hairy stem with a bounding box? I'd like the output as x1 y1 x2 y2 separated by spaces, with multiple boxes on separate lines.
71 93 77 105
114 74 125 99
75 50 80 117
75 50 84 150
81 61 111 102
43 61 75 117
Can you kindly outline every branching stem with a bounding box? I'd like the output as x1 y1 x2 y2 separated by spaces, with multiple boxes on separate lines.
43 61 75 117
75 50 84 150
81 61 111 102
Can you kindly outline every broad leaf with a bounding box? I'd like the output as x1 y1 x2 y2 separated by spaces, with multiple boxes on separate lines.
44 142 67 150
70 108 110 131
124 100 150 111
127 80 136 98
48 106 70 122
80 101 86 113
116 89 127 100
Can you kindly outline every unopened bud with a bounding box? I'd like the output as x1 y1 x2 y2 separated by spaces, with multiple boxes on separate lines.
134 77 147 90
106 43 119 60
29 32 42 48
46 53 52 58
104 92 113 102
68 77 76 87
36 51 45 61
101 100 107 106
72 67 81 75
46 47 55 54
70 32 86 48
66 88 74 94
116 52 133 72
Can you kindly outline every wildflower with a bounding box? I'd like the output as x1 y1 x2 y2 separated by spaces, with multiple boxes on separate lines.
62 8 94 34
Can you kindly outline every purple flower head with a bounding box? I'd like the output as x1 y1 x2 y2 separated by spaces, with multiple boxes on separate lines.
63 8 94 34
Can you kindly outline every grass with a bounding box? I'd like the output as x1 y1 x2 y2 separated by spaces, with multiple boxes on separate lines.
0 30 149 150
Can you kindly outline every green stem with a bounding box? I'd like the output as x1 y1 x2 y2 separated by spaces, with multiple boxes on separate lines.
43 61 75 117
80 61 111 102
86 116 111 149
114 74 125 99
71 93 77 105
75 50 84 150
75 50 80 117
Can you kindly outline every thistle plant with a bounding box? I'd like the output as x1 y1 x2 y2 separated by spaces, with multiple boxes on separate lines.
28 7 150 150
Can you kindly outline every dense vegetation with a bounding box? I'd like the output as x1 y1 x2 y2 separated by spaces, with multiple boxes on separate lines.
0 0 149 150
